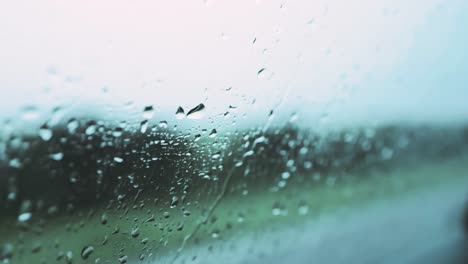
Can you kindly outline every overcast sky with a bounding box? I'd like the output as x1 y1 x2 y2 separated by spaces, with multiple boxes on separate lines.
1 0 467 130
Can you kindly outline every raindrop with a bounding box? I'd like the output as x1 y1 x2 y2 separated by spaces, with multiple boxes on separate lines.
38 125 53 141
31 242 42 253
0 243 13 260
298 201 309 216
272 202 287 216
186 104 206 119
175 106 185 119
49 152 64 161
112 127 123 137
118 255 128 263
170 196 179 208
140 120 148 133
67 119 79 133
211 230 220 238
163 212 171 218
209 129 217 138
281 172 290 179
81 246 94 260
21 105 40 120
18 212 32 222
131 228 140 238
114 157 124 163
257 68 266 79
381 147 394 160
237 213 245 223
142 105 154 119
289 113 299 122
212 152 221 159
194 134 201 142
85 123 97 135
100 214 108 225
66 251 73 264
159 121 168 129
177 222 184 231
243 150 254 158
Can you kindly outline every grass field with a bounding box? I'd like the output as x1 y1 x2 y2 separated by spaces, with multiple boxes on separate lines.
1 153 467 264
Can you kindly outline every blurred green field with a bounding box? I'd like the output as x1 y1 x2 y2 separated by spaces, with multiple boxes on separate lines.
2 154 467 264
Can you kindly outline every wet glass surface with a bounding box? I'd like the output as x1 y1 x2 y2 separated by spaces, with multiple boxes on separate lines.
1 1 468 263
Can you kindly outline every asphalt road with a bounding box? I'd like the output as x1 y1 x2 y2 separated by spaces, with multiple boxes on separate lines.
158 178 468 264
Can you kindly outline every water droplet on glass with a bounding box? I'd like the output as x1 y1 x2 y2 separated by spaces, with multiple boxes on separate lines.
257 68 266 79
158 121 168 129
381 147 394 160
118 255 128 263
131 228 140 238
140 120 148 133
81 246 94 260
298 201 309 216
209 129 217 138
66 251 73 264
112 127 123 137
9 158 22 169
212 152 221 159
49 152 64 161
100 214 108 225
281 172 290 179
85 123 97 135
170 196 179 208
175 106 185 119
211 229 220 238
31 242 42 253
186 104 206 119
67 119 79 133
0 243 13 260
18 212 32 222
243 150 254 158
114 157 124 163
272 202 287 216
38 125 53 141
142 105 154 119
21 105 40 120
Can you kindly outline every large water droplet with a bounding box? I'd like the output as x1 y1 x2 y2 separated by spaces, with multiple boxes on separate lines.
142 105 154 119
170 196 179 208
85 123 97 135
140 120 148 133
118 255 128 263
175 106 185 119
158 121 168 129
21 105 40 120
298 201 309 216
81 246 94 260
100 214 108 225
38 125 53 141
18 212 32 222
49 152 64 161
114 157 124 163
67 119 79 134
209 129 217 138
66 251 73 264
131 228 140 238
186 104 206 119
257 68 267 79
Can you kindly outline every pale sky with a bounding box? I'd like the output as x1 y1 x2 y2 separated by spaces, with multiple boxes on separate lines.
1 0 467 130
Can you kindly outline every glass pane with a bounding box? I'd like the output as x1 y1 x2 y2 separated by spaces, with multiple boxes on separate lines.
1 1 468 263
